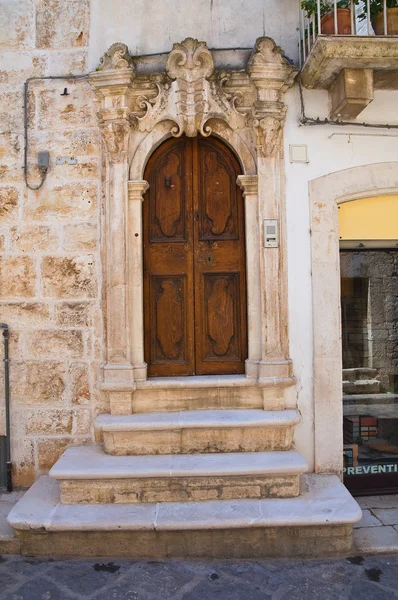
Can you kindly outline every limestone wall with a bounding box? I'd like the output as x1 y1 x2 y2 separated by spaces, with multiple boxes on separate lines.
0 0 105 485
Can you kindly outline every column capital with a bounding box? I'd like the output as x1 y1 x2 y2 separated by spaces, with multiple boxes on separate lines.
128 180 149 200
237 175 258 196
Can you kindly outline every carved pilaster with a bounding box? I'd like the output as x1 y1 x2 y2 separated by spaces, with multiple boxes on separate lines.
89 43 136 396
237 176 261 380
127 181 150 382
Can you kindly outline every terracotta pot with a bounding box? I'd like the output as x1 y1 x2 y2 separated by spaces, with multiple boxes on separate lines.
321 9 352 34
372 8 398 35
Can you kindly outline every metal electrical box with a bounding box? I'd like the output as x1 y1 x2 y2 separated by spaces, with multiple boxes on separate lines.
264 219 279 248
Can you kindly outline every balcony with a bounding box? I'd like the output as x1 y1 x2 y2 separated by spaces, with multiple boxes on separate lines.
299 1 398 118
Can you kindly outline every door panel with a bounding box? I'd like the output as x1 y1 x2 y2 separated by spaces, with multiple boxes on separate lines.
143 135 247 377
151 147 186 241
151 275 188 364
198 141 239 241
144 138 194 376
201 272 243 363
194 137 247 375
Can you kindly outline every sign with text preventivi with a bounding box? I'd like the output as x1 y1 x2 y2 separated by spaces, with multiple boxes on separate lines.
344 464 398 476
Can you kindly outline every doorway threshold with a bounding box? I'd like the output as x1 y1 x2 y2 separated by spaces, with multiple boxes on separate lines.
136 375 257 390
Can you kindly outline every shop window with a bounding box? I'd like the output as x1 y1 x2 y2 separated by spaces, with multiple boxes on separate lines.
339 195 398 494
341 250 398 494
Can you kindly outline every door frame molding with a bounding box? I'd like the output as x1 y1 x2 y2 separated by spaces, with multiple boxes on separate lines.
309 162 398 474
89 37 297 414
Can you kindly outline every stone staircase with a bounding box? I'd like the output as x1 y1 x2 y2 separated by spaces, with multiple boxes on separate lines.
7 385 361 558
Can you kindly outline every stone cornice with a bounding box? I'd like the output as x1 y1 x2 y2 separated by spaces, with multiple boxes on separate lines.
128 181 150 200
237 175 258 196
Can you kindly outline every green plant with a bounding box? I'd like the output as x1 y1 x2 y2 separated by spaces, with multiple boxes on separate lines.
358 0 398 22
301 0 355 19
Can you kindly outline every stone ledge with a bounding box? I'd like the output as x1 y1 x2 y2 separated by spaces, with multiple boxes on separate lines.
301 36 398 90
101 374 296 392
8 474 361 533
94 409 300 432
49 444 308 479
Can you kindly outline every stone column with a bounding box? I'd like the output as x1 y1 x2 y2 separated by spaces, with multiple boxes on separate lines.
247 38 296 384
89 44 136 414
127 181 149 381
237 175 261 379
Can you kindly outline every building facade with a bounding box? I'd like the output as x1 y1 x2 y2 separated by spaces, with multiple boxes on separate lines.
1 0 398 556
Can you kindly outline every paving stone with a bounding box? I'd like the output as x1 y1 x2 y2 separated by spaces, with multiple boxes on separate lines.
0 569 19 598
182 579 271 600
358 495 398 510
0 556 56 578
354 509 383 528
276 581 350 600
44 559 130 596
5 578 71 600
348 579 397 600
354 526 398 554
361 558 398 592
121 561 195 598
373 509 398 526
0 554 398 599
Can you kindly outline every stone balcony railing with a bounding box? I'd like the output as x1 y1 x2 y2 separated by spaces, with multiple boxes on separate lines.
298 0 398 118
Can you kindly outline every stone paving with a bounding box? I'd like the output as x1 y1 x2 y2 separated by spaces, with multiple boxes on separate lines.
354 494 398 553
1 553 398 599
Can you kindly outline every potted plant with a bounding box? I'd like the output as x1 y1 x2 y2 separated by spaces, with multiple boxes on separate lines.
359 0 398 35
301 0 355 34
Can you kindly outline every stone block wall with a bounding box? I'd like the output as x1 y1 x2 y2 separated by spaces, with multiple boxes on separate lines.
0 0 106 486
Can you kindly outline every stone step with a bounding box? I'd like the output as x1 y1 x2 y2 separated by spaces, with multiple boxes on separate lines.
50 445 308 504
7 474 362 558
343 368 378 382
102 375 295 413
343 379 381 395
95 409 300 456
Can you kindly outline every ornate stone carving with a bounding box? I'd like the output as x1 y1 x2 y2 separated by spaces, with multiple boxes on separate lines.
246 38 297 157
249 37 287 68
97 42 135 72
135 38 247 138
92 36 297 151
99 119 131 163
167 38 214 82
165 38 215 137
254 116 283 157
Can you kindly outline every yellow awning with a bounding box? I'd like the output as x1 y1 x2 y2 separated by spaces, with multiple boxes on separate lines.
338 195 398 241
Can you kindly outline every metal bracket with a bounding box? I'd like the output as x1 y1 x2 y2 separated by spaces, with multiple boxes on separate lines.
56 156 78 165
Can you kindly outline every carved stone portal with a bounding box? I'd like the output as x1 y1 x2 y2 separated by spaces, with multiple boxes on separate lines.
89 37 297 412
91 36 297 158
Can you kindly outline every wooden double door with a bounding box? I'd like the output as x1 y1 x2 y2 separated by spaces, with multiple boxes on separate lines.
143 135 247 377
